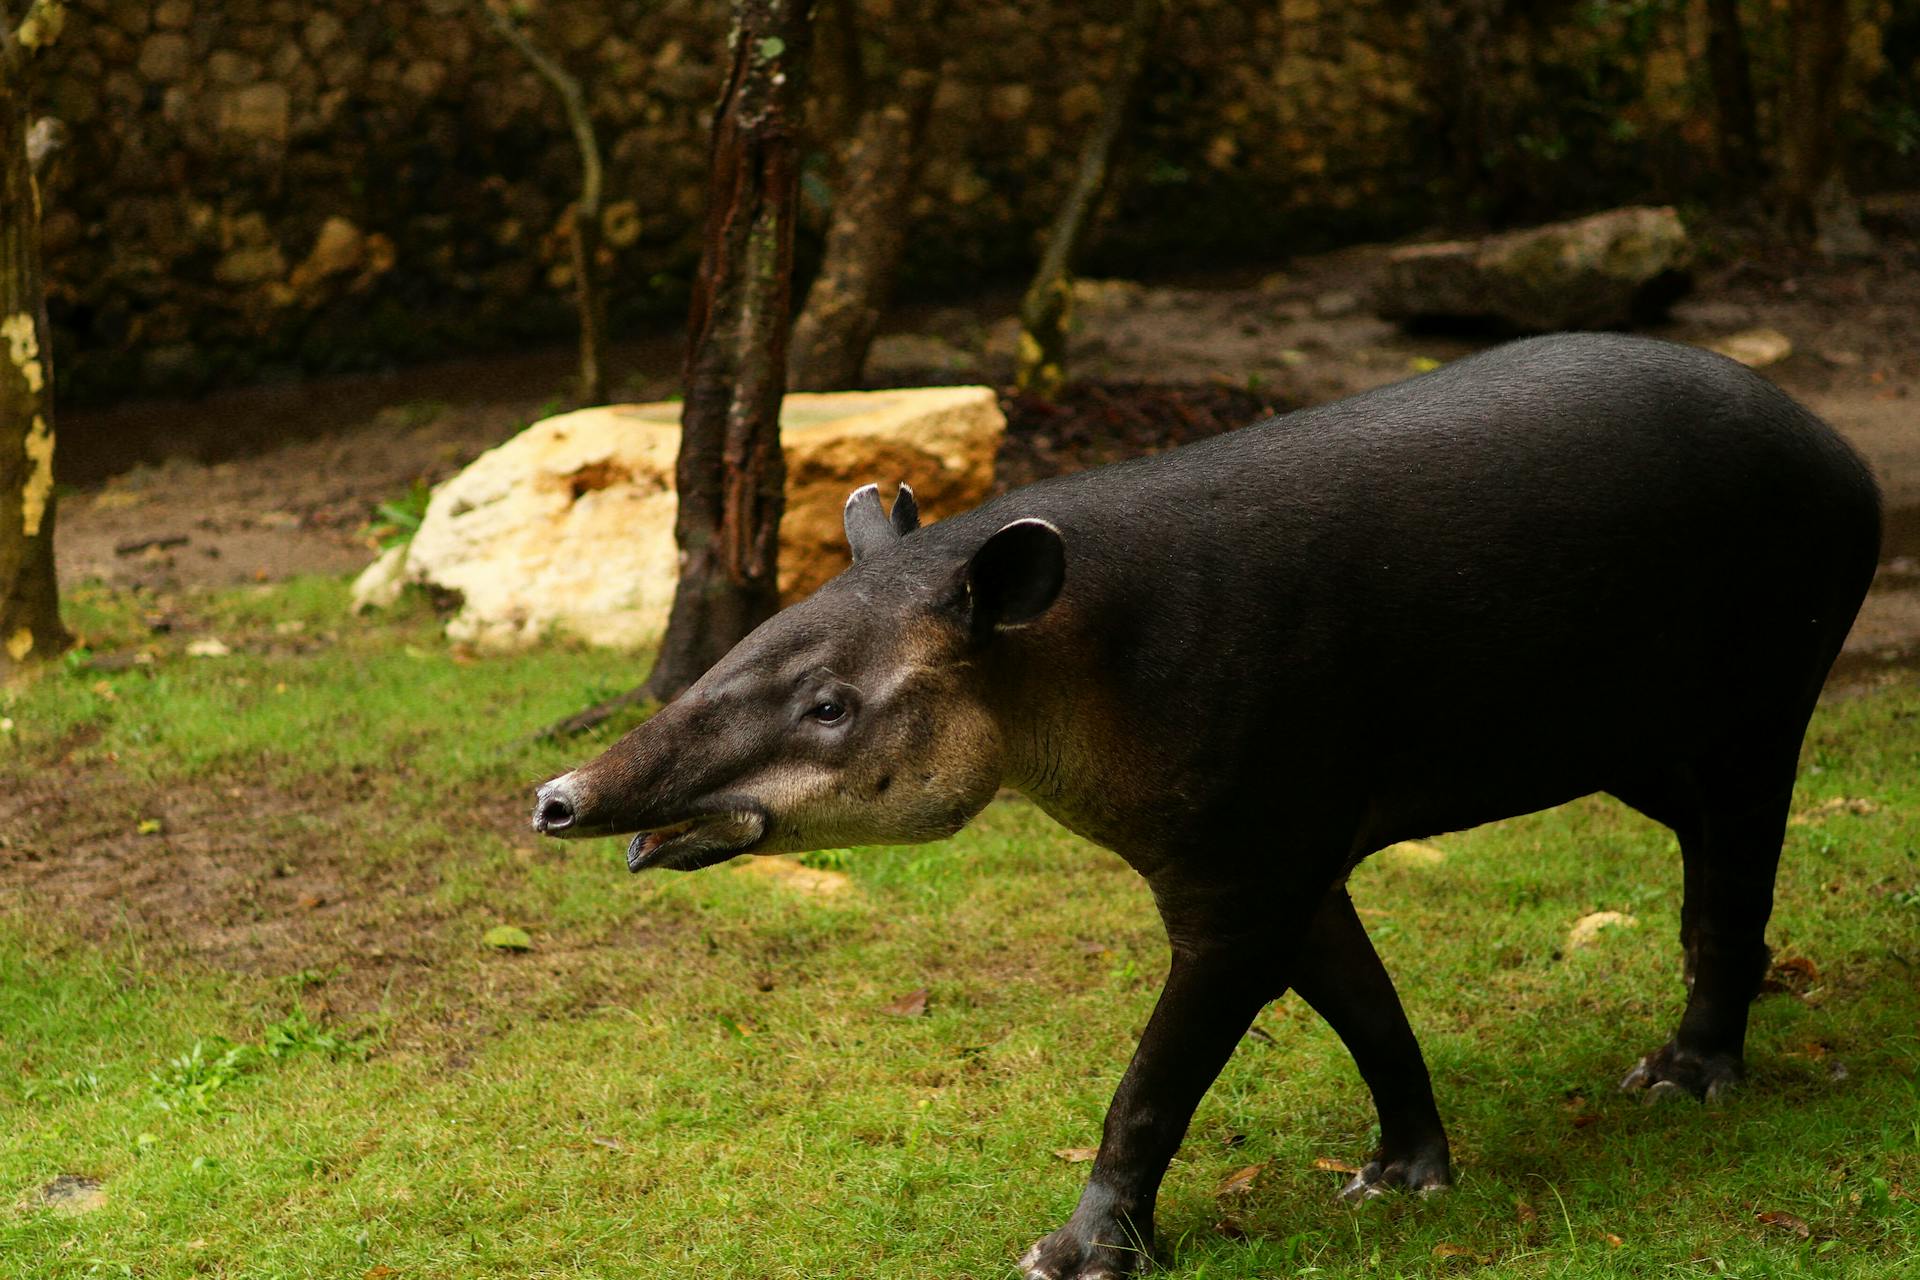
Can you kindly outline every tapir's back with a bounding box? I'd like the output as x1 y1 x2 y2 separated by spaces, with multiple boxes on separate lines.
930 333 1882 841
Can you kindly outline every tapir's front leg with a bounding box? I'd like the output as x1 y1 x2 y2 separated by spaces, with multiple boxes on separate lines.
1021 903 1285 1280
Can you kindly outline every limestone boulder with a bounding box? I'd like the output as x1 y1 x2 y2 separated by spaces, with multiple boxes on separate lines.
353 386 1004 650
1373 206 1691 332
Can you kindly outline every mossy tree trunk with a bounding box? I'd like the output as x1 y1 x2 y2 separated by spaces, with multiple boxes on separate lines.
1013 0 1162 401
787 0 948 392
480 0 607 404
639 0 813 704
1775 0 1868 250
0 0 70 674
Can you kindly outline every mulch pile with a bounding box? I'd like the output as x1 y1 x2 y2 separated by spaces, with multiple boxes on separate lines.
992 381 1282 493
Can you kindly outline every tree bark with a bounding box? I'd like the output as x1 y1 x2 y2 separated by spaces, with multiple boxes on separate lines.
1775 0 1854 242
787 0 948 392
1 1 71 673
640 0 812 704
1704 0 1763 193
480 0 607 404
1418 0 1503 223
1014 0 1162 400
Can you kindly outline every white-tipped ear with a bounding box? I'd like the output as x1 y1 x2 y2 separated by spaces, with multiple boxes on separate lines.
966 518 1065 636
843 483 890 561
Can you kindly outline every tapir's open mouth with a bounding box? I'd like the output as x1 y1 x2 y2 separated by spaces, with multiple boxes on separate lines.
624 808 768 873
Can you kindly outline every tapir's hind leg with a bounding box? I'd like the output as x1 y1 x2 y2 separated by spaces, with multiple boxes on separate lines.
1612 739 1800 1102
1291 888 1451 1198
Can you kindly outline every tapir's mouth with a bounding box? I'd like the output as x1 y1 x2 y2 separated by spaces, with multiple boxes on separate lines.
624 808 767 873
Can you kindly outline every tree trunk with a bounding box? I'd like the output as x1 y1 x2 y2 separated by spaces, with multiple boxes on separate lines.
1704 0 1762 193
1776 0 1854 242
1419 0 1502 223
480 0 607 404
787 1 948 392
1 3 71 673
640 0 812 704
1013 0 1162 400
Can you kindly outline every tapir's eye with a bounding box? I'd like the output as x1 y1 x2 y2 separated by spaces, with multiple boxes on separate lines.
808 700 848 725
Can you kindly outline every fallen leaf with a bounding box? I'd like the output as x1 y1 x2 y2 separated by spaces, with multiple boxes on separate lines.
186 637 231 658
1789 796 1879 826
1432 1242 1489 1262
590 1135 623 1152
482 925 532 951
136 818 164 836
1312 1156 1361 1174
1053 1147 1098 1163
1409 355 1443 373
1216 1163 1265 1197
1762 955 1822 995
881 988 929 1018
297 894 325 911
1516 1200 1538 1225
1567 910 1638 948
1756 1210 1810 1237
1605 1233 1625 1248
1572 1113 1599 1129
365 1268 399 1280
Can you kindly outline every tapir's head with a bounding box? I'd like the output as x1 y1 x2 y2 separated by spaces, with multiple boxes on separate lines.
531 483 1065 872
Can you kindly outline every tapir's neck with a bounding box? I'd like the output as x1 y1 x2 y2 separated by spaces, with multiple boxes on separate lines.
984 614 1184 868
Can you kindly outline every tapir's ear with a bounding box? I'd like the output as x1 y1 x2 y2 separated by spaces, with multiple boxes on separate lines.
846 482 921 560
965 518 1065 635
890 483 920 537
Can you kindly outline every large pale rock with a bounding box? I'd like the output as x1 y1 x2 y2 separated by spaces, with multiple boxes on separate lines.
354 387 1003 650
1374 206 1691 332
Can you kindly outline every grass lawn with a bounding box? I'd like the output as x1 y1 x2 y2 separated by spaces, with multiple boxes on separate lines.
3 578 1917 1278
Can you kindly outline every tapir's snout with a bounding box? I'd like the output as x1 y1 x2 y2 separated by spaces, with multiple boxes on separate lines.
531 776 581 835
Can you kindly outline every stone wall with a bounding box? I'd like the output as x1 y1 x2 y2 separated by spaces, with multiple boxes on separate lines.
28 0 1913 401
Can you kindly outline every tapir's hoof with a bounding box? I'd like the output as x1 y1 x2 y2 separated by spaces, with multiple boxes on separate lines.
1337 1148 1452 1202
1620 1041 1741 1104
1019 1221 1146 1280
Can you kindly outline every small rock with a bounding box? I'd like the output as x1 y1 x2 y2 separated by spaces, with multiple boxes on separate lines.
350 543 410 613
185 637 232 658
137 32 193 81
1704 328 1792 369
299 216 366 281
214 244 287 286
1375 206 1691 332
20 1175 106 1216
217 82 291 144
1567 911 1638 949
1312 289 1360 318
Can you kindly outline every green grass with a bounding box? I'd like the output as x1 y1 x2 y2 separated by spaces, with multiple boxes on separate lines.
3 578 1918 1278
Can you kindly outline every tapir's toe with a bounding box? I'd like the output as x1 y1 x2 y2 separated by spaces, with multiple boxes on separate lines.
1336 1147 1452 1202
1620 1041 1742 1104
1019 1222 1141 1280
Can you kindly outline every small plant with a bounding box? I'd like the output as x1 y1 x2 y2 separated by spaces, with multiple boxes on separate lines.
148 1039 260 1115
364 478 434 551
799 847 852 872
261 1006 371 1061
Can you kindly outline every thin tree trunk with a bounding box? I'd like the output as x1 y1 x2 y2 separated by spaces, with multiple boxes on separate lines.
639 0 812 704
1704 0 1763 193
481 0 607 404
1776 0 1853 241
788 0 948 391
1 1 71 672
1014 0 1162 399
1419 0 1502 223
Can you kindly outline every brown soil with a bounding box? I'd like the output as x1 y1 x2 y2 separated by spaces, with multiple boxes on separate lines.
19 233 1920 1004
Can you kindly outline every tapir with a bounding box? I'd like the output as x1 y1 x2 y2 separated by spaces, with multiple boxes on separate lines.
533 333 1881 1279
